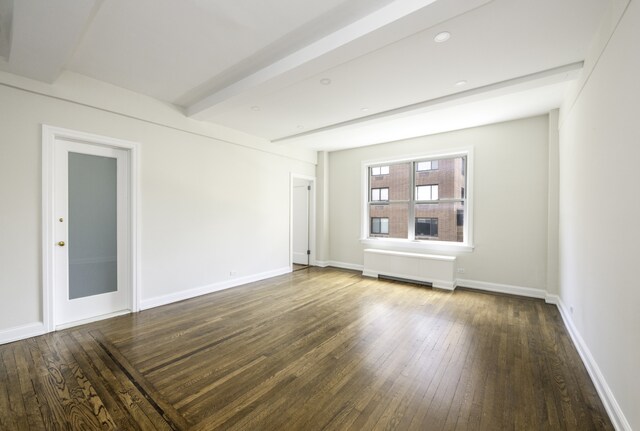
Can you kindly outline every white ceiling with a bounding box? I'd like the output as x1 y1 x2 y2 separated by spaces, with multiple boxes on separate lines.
0 0 609 151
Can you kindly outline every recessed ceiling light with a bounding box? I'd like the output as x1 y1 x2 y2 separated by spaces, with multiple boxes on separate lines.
320 78 332 85
434 31 451 43
455 80 467 86
361 108 369 112
250 106 260 111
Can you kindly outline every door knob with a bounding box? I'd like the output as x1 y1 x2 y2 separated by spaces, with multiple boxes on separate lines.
57 241 65 247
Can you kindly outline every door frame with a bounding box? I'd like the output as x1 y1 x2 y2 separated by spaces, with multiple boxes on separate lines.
42 125 141 332
290 173 316 269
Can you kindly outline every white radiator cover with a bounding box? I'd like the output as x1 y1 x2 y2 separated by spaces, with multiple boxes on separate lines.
363 249 457 290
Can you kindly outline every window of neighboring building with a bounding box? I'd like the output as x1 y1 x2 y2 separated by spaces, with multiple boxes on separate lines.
416 160 439 171
363 151 472 249
371 217 389 234
415 184 438 201
416 218 438 237
371 187 389 201
371 165 389 176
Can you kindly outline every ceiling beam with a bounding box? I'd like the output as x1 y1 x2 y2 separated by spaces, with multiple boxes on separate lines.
271 61 584 143
186 0 445 119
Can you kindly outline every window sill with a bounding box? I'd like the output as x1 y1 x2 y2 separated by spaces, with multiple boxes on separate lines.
360 237 474 254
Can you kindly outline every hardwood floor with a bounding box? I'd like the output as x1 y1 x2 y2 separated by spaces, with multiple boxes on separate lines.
0 267 613 430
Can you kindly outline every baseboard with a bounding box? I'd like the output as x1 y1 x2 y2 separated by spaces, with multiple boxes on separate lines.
544 293 560 305
140 266 291 310
315 260 329 267
555 298 631 431
325 261 364 271
456 278 547 299
0 322 46 346
55 309 132 331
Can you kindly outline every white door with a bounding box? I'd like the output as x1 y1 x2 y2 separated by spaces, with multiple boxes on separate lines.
292 180 310 265
53 138 131 327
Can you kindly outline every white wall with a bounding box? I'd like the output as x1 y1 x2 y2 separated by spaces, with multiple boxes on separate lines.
328 116 550 292
315 151 330 264
0 78 315 332
558 0 639 428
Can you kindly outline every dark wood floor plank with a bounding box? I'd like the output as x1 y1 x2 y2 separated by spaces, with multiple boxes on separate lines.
0 345 23 430
12 343 48 430
0 267 614 430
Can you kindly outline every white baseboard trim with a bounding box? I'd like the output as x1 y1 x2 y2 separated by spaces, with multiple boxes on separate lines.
325 261 364 271
0 322 46 345
456 278 547 299
140 266 291 311
314 260 363 271
555 298 631 431
545 293 560 305
55 309 132 331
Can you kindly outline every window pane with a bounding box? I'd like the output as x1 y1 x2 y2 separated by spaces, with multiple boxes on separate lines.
380 188 388 201
369 202 409 239
415 202 463 242
380 218 389 234
416 161 430 171
415 156 465 199
68 153 117 299
416 185 438 201
416 185 427 200
371 217 380 234
381 166 389 175
371 189 380 201
415 218 438 236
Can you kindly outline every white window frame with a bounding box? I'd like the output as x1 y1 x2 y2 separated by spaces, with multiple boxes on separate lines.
360 148 474 253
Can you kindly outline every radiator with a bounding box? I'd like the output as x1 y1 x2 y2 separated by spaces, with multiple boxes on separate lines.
363 249 457 290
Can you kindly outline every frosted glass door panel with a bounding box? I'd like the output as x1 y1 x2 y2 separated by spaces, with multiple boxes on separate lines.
68 152 117 300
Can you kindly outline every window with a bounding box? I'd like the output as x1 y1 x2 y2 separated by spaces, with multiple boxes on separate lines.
415 185 438 201
416 218 438 237
364 153 470 247
371 217 389 234
371 187 389 201
416 160 439 171
371 165 389 176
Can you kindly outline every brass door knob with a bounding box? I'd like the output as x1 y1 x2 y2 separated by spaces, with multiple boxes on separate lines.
58 241 65 247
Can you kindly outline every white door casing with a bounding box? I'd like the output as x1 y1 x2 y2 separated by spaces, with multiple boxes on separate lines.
42 126 140 331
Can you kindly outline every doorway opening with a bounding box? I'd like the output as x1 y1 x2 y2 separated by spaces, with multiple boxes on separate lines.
291 174 315 271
